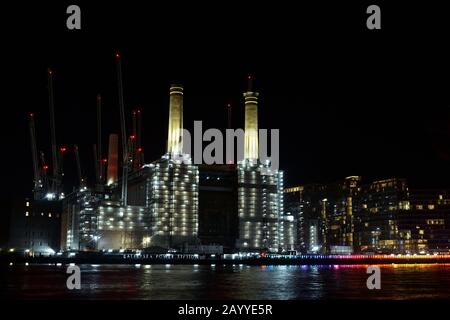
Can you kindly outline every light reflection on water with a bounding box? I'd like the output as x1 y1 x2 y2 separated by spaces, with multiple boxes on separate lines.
2 264 450 300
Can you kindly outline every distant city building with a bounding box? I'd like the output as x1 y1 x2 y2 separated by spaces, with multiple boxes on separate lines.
285 177 359 254
8 198 61 255
287 177 450 255
353 178 409 253
355 183 450 254
284 186 305 252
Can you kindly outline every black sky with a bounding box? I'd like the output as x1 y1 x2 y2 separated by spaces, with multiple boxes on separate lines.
1 1 450 203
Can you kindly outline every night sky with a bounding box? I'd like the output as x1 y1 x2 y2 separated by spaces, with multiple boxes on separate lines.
1 1 450 205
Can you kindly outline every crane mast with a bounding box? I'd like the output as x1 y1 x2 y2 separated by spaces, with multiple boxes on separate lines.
137 108 143 168
48 68 59 196
116 53 128 206
40 151 49 195
74 144 84 188
96 94 103 185
28 113 42 199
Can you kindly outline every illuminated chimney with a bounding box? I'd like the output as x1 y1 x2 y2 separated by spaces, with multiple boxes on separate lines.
243 79 259 161
167 85 184 156
106 134 119 186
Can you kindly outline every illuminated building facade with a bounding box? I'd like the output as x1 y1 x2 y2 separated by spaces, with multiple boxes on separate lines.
145 157 199 249
96 201 151 250
279 208 297 252
62 189 152 251
324 176 360 253
237 161 284 252
285 184 329 253
62 190 100 251
284 186 306 252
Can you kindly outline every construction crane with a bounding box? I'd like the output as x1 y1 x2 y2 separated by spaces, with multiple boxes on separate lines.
28 113 43 200
57 146 67 198
39 151 49 198
131 109 143 171
47 68 60 196
93 143 99 185
131 110 137 170
96 94 104 185
136 108 144 168
115 52 128 206
128 133 136 172
74 144 85 188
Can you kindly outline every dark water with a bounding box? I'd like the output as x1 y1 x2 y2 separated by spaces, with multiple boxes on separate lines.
2 263 450 299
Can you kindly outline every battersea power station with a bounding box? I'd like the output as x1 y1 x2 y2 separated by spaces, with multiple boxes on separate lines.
63 81 290 253
13 54 293 256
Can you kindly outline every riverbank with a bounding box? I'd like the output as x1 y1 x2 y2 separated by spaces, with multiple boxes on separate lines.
2 253 450 266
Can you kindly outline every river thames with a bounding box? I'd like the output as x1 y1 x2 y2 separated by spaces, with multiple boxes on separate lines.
2 264 450 299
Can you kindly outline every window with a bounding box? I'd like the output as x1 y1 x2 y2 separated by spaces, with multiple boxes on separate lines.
428 204 435 210
26 201 30 207
48 213 52 218
416 205 423 210
25 212 29 217
427 219 445 225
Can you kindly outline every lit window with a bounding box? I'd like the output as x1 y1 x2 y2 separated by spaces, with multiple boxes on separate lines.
41 212 44 216
428 204 435 210
416 205 423 210
26 202 30 207
25 212 29 217
48 213 52 218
